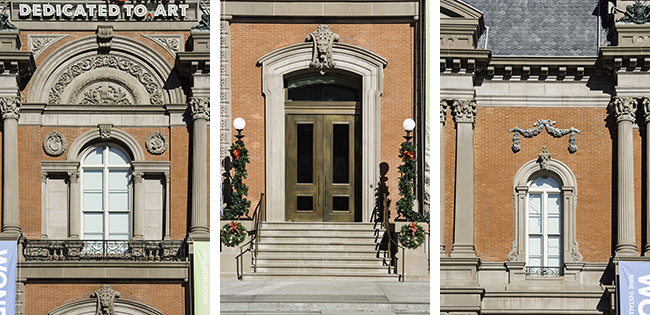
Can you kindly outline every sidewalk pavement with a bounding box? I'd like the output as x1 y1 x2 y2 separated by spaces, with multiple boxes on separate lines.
220 279 430 314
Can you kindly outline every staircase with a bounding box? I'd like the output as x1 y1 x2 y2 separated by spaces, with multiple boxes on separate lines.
248 222 400 281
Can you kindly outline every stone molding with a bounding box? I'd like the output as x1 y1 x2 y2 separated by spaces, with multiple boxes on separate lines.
508 158 582 264
141 34 184 58
49 293 163 315
306 25 339 75
97 25 114 50
451 99 477 124
257 42 386 222
440 100 449 125
611 96 639 122
67 128 145 162
508 119 582 154
145 131 168 155
28 34 69 60
43 131 67 156
220 19 232 160
0 97 20 119
190 97 210 119
479 57 599 81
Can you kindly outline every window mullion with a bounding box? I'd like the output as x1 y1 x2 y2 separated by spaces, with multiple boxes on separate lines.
542 191 548 267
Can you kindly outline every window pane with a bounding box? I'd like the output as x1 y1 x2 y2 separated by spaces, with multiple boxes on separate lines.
547 257 561 268
109 213 129 235
529 235 542 257
332 124 349 183
84 170 103 190
529 214 542 234
109 192 129 211
83 192 103 211
297 196 313 211
548 194 561 214
333 196 349 211
83 147 103 165
108 147 129 165
530 177 560 189
109 170 129 190
548 236 561 256
529 257 542 267
84 213 103 234
528 194 541 214
297 124 313 183
548 214 561 234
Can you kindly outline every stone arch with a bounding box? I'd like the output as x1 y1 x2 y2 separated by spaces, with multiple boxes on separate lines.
49 298 162 315
27 35 184 105
257 42 387 222
67 128 146 162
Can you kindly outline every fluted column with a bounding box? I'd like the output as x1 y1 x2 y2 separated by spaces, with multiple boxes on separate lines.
440 100 449 256
164 172 171 240
450 99 478 257
189 97 210 240
0 97 20 238
68 171 80 239
132 172 144 240
643 98 650 256
612 96 638 256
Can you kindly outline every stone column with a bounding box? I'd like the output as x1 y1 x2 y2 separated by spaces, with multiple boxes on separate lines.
450 99 478 258
164 172 171 240
132 172 144 240
189 97 210 240
440 100 449 256
68 171 80 239
0 97 20 238
41 172 48 239
611 96 638 256
643 98 650 256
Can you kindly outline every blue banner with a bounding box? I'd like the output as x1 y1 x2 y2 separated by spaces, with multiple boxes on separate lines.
0 241 16 315
619 261 650 315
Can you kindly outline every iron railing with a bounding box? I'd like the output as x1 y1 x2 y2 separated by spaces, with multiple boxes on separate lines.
526 266 563 276
23 239 187 261
235 193 265 280
382 192 406 282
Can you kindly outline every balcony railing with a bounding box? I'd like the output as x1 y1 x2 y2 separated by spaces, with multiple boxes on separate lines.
23 239 187 261
525 266 563 276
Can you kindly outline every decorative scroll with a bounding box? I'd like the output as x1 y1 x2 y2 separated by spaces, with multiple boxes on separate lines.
508 119 581 153
611 97 638 122
538 146 551 170
91 285 119 315
98 124 113 139
306 25 339 75
24 239 186 261
48 55 163 105
141 34 183 58
28 34 69 59
43 131 67 156
440 100 449 125
451 99 477 123
190 97 210 119
96 25 113 50
146 131 168 155
0 97 20 119
526 266 562 277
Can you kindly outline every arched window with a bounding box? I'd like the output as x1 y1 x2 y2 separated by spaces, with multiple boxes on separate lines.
80 144 131 240
526 176 562 274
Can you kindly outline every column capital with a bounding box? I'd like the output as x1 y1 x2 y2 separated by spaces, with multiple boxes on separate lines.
641 97 650 123
452 99 477 124
0 97 20 120
132 172 144 184
440 100 449 125
611 96 638 122
190 97 210 120
67 171 79 184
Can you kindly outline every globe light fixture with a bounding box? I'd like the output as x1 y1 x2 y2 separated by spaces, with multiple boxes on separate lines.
233 117 246 144
403 118 415 144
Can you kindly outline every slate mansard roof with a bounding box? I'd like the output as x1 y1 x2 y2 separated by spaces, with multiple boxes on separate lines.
460 0 602 57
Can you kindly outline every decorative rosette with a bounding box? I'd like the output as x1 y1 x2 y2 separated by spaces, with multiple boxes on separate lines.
220 221 248 247
398 222 426 250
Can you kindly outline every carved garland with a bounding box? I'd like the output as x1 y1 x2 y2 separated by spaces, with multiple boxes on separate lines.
48 55 164 105
508 119 581 153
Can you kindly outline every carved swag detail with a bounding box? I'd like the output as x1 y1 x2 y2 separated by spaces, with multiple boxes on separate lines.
306 25 339 75
81 85 131 105
508 119 581 153
48 56 163 105
91 285 120 315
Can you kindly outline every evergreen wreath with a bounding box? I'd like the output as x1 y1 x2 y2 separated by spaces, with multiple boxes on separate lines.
396 141 429 222
222 141 251 220
398 222 426 249
220 221 248 247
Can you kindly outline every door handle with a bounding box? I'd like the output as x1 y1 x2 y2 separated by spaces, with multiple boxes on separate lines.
317 175 321 206
324 175 328 206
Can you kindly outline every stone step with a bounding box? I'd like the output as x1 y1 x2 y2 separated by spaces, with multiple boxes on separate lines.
256 257 389 266
260 229 385 237
256 243 378 251
259 235 379 243
256 263 390 273
244 272 400 281
256 249 384 259
260 222 381 230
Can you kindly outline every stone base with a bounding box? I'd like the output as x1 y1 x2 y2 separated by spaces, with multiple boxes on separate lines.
190 31 210 52
0 31 21 51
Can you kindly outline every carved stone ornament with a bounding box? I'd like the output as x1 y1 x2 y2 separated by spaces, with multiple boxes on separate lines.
132 172 144 184
43 131 67 156
96 25 113 50
141 34 183 58
28 34 69 59
190 97 210 119
611 96 638 122
90 284 120 315
68 171 79 184
642 97 650 123
0 97 20 119
80 84 131 105
146 131 168 155
440 100 449 125
538 146 551 170
48 55 163 105
451 99 477 123
616 0 650 24
306 25 340 75
508 119 582 153
98 124 113 139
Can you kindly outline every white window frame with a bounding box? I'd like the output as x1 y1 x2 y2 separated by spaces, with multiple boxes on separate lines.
79 143 133 241
525 176 563 269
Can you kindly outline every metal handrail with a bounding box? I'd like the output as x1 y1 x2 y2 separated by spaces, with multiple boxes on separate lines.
235 193 265 280
382 192 406 282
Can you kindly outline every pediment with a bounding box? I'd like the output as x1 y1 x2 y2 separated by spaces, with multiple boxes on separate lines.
440 0 485 49
441 0 482 20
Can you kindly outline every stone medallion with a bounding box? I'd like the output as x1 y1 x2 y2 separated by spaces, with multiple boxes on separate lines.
146 131 168 155
43 131 67 156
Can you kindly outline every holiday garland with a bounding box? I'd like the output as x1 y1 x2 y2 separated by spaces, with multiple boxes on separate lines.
222 141 251 220
221 221 248 247
398 222 426 249
396 141 429 222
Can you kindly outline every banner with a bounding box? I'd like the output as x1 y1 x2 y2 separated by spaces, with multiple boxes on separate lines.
619 261 650 315
193 242 209 315
0 241 16 315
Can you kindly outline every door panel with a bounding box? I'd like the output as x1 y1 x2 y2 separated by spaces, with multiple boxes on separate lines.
286 114 357 222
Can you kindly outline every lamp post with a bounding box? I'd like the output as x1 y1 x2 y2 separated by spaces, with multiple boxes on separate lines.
231 117 249 219
403 118 415 144
233 117 246 144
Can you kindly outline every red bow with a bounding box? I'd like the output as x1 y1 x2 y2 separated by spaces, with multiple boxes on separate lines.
232 147 242 160
402 150 414 161
229 221 240 233
408 222 418 236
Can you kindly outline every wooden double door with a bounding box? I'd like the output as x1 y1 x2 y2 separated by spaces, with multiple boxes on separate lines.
286 114 360 222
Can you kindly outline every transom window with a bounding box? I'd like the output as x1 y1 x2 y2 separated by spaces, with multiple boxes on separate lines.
526 176 563 274
285 75 360 102
81 144 131 240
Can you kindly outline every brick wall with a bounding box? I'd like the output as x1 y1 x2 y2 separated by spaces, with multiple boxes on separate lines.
229 22 416 220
